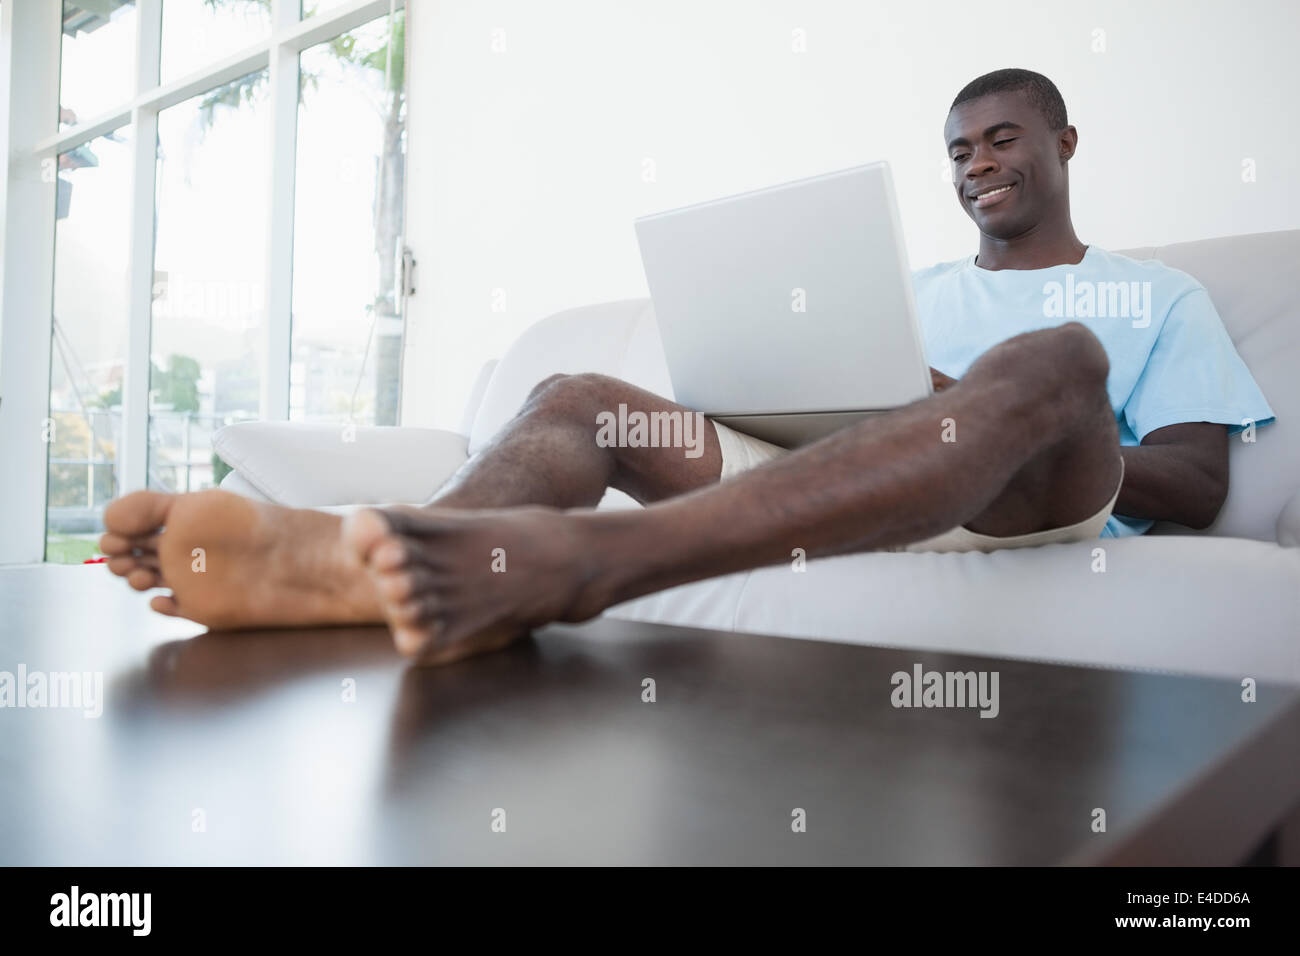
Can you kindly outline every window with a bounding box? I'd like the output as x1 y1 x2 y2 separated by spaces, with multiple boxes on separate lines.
303 0 354 20
59 1 136 127
291 10 405 425
46 130 133 563
19 0 409 564
149 70 270 492
160 0 270 84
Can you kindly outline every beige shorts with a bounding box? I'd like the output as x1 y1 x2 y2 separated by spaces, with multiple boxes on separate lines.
713 420 1123 554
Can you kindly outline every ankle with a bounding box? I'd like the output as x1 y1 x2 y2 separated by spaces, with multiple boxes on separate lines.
566 511 649 615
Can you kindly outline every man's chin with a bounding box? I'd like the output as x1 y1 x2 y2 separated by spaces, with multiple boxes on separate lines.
976 217 1033 242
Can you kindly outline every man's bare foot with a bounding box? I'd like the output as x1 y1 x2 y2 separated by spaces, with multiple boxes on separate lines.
342 506 608 665
100 490 381 630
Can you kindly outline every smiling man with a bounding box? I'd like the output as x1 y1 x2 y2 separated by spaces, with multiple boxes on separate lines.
100 68 1275 663
924 68 1276 537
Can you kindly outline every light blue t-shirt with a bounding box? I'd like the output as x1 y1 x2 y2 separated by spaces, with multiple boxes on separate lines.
912 246 1276 537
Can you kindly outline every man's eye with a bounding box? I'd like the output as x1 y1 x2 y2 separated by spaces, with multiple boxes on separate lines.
951 154 968 164
994 138 1017 146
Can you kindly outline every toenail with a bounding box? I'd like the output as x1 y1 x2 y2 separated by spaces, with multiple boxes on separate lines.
393 629 429 658
374 540 406 568
382 574 411 602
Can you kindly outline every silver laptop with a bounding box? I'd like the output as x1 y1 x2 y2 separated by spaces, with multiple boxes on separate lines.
634 161 931 447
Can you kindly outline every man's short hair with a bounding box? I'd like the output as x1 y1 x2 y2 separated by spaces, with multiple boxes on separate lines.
950 68 1068 131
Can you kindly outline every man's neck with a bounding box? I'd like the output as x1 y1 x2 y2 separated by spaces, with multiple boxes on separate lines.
974 220 1086 271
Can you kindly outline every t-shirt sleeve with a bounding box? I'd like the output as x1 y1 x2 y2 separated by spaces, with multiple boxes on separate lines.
1123 286 1276 441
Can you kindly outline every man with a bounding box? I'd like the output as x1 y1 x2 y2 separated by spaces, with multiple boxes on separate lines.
101 68 1275 665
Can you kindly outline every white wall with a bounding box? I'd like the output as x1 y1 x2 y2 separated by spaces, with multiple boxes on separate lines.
401 0 1300 430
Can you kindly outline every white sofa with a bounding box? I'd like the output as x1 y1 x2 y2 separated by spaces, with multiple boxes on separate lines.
216 230 1300 683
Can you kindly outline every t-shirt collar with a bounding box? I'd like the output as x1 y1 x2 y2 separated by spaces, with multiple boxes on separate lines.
969 245 1093 273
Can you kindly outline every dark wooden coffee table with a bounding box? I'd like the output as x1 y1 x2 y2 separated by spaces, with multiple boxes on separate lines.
1 564 1297 865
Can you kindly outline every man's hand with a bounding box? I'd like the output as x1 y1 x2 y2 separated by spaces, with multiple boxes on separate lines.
930 367 958 392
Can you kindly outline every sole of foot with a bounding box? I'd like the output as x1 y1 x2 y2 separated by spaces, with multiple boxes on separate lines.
102 489 374 631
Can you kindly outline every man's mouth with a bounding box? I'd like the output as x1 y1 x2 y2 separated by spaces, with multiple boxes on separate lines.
970 183 1016 208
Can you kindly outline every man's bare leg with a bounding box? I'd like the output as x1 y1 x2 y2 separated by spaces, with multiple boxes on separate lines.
345 322 1123 659
101 322 1118 658
98 375 720 631
432 372 725 509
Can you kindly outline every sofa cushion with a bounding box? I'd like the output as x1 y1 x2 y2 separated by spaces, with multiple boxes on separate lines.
468 299 654 456
458 358 498 437
217 470 272 502
607 536 1300 683
214 422 468 508
1278 486 1300 548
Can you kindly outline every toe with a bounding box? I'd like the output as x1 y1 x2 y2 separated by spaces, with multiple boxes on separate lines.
370 538 409 572
341 508 395 564
391 624 432 658
127 568 161 591
375 565 445 604
413 621 523 667
386 593 445 657
107 555 144 578
378 505 454 537
99 532 132 556
149 595 182 617
102 533 161 562
103 490 174 538
377 569 415 604
392 593 437 627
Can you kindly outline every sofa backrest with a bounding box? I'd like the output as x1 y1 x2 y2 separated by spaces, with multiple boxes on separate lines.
470 230 1298 542
1115 231 1299 541
468 298 658 456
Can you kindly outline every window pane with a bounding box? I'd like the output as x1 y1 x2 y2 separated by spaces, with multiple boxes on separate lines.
161 0 271 85
291 11 406 425
150 71 270 493
60 1 137 127
46 129 133 564
302 0 351 19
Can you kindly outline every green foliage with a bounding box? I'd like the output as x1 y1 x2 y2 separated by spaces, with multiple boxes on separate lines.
198 71 268 128
45 534 103 565
46 412 117 509
93 384 121 408
198 6 404 125
212 452 234 485
357 11 404 91
90 354 201 412
154 355 201 413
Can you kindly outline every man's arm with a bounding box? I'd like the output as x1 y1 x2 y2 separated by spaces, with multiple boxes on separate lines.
1115 422 1229 529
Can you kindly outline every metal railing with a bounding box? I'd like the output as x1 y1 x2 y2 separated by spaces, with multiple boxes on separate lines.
46 408 252 527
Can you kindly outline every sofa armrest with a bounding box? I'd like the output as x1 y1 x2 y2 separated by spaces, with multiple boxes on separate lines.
1278 486 1300 547
214 422 469 508
217 469 274 503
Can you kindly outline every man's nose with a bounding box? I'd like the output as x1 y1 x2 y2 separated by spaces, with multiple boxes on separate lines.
965 147 999 179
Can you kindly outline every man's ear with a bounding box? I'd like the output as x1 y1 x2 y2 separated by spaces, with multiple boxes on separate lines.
1059 126 1078 163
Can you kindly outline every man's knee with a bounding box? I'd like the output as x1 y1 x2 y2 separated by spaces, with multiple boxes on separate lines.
525 373 573 404
1052 321 1110 387
980 322 1109 400
1033 325 1117 448
522 372 624 420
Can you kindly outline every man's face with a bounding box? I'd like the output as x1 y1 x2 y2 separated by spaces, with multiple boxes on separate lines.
943 90 1073 240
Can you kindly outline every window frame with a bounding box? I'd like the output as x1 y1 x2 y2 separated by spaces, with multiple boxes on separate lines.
0 0 406 564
